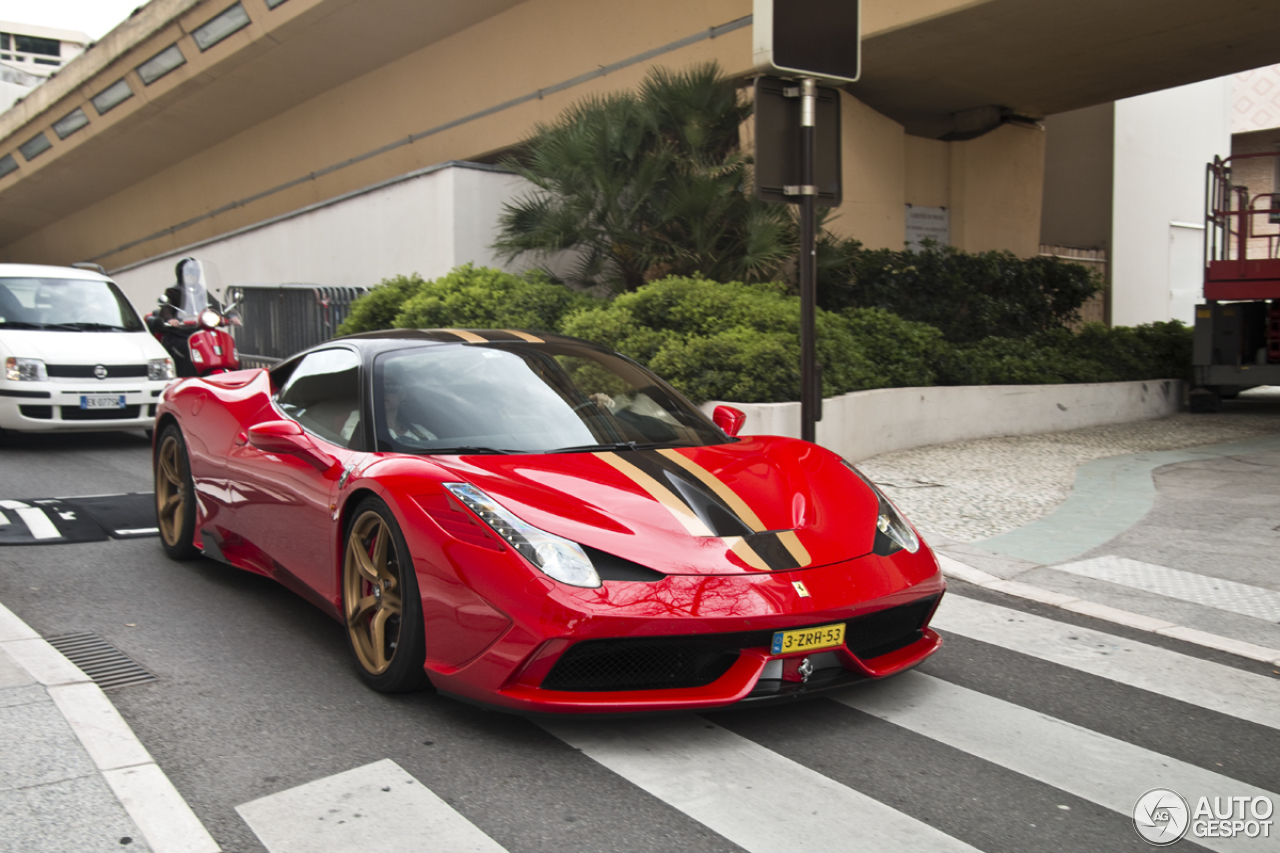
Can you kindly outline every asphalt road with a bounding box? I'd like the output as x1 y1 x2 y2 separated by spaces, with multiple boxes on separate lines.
0 427 1276 853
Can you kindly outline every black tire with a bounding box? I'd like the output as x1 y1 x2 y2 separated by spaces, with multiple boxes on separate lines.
342 496 427 693
154 424 201 559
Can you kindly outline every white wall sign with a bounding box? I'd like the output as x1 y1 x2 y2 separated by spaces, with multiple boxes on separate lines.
905 205 949 251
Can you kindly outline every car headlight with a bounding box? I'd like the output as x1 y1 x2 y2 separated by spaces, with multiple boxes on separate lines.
5 357 47 382
148 357 175 381
444 483 601 588
843 461 920 556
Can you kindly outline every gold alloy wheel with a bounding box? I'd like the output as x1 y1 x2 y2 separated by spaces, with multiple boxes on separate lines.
344 510 403 675
155 434 187 546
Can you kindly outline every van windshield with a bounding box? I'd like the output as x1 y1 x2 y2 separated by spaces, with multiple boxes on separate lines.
0 277 144 331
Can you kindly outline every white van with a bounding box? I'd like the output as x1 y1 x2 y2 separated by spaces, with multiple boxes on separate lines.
0 263 174 437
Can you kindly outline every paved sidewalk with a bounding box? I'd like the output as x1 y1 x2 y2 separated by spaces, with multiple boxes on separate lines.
0 600 218 853
862 389 1280 667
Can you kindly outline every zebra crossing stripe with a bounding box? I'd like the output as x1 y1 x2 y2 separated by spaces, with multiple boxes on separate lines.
933 595 1280 730
1053 555 1280 623
833 671 1278 853
236 759 507 853
540 715 981 853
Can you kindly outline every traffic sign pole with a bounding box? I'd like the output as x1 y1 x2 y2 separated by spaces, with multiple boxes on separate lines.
799 78 818 443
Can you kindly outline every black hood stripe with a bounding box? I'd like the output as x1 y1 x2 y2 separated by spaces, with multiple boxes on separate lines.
599 450 810 571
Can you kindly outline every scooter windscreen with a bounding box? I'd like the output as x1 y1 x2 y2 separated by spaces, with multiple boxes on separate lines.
168 258 226 317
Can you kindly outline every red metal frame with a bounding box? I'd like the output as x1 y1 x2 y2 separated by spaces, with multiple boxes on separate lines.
1205 153 1280 301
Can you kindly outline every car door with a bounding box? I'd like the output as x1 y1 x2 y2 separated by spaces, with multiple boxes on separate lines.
226 347 364 611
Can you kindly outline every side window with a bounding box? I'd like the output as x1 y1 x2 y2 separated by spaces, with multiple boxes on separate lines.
275 348 362 446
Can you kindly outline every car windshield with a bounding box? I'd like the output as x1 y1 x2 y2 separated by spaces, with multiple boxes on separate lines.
0 277 144 331
373 342 727 454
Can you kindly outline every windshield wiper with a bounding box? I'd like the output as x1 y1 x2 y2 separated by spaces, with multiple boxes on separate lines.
549 441 670 453
43 322 131 331
426 446 516 455
0 320 48 329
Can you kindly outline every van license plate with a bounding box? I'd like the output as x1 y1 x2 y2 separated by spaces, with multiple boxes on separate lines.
81 395 125 410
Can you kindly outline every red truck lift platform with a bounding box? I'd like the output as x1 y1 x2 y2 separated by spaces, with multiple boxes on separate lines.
1192 153 1280 411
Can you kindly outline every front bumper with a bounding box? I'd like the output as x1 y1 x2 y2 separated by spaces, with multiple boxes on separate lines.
420 547 947 715
0 379 170 432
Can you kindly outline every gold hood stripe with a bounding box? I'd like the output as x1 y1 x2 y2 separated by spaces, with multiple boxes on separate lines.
656 449 766 531
503 329 544 343
597 452 714 537
443 329 487 343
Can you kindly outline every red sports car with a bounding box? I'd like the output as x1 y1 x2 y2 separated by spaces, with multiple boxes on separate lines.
153 329 944 713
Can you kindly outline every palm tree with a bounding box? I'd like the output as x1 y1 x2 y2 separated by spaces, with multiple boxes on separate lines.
494 63 796 292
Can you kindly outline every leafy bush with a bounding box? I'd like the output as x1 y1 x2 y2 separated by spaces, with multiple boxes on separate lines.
337 265 593 336
337 273 425 336
339 265 1189 405
938 321 1193 386
560 276 949 402
821 243 1102 344
394 265 592 332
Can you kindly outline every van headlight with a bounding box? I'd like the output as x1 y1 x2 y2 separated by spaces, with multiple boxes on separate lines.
5 357 47 381
148 357 175 381
444 483 601 588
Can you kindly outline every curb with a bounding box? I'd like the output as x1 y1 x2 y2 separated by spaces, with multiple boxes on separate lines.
0 601 220 853
938 553 1280 667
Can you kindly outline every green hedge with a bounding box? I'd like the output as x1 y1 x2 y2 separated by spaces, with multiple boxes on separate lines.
820 243 1103 344
338 267 1190 404
937 321 1193 386
336 265 592 337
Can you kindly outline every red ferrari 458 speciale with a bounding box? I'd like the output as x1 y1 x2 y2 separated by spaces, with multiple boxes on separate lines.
153 329 944 713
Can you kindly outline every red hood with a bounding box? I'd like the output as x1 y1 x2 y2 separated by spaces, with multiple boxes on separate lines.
434 436 882 576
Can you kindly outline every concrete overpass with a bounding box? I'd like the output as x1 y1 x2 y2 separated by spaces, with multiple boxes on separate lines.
0 0 1276 282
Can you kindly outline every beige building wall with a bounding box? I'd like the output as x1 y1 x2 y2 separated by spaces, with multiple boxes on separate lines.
903 135 949 209
825 92 906 249
1040 103 1114 251
949 123 1046 257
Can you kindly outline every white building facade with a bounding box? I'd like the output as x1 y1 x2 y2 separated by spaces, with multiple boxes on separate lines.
0 21 90 114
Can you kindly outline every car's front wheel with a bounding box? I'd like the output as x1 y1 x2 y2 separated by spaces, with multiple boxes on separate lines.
342 496 426 693
155 424 200 560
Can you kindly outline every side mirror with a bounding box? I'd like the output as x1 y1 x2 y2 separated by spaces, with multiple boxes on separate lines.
248 420 335 471
712 405 746 437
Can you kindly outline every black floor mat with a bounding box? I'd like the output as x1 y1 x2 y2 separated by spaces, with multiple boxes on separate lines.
0 493 157 545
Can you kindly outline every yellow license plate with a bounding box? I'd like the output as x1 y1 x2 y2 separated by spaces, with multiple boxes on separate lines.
771 622 845 655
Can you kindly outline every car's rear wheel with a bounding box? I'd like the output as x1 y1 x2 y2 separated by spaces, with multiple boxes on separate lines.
343 497 426 693
155 424 200 560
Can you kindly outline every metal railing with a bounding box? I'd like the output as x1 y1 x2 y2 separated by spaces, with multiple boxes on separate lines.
226 284 368 364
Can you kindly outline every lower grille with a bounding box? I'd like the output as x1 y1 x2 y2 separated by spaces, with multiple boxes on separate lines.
47 364 148 378
541 594 939 693
544 630 772 692
60 405 141 421
19 405 53 419
846 596 939 660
